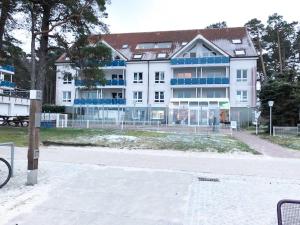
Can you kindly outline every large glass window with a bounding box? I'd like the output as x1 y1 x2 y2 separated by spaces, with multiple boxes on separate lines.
62 91 71 102
133 91 142 102
133 72 143 83
154 91 164 102
63 72 72 84
237 69 247 82
155 72 165 83
236 90 248 102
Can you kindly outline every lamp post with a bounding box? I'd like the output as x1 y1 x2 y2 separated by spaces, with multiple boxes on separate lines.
268 100 274 136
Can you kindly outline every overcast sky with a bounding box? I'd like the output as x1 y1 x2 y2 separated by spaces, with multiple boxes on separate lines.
17 0 299 52
104 0 299 33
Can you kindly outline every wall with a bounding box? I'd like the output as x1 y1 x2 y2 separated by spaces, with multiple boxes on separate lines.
0 96 29 116
229 58 257 108
55 63 76 106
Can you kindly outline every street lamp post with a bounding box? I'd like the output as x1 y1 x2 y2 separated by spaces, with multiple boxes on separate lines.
268 100 274 136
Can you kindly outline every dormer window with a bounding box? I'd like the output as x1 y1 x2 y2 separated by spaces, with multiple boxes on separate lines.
232 39 242 44
122 44 128 49
234 49 246 56
157 53 167 59
182 42 188 46
190 52 196 58
115 56 120 60
133 54 142 60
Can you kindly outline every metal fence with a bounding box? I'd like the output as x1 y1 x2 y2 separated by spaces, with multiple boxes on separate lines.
277 199 300 225
273 126 299 136
61 119 232 135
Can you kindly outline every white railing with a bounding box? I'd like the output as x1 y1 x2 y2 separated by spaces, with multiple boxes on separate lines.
273 126 299 136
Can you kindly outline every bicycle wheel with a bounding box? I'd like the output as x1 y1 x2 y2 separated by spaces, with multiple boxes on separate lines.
0 158 12 188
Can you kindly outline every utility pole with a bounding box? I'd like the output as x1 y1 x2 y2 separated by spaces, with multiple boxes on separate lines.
27 90 42 185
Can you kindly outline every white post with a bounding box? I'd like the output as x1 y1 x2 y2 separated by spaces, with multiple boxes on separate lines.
87 120 89 129
64 114 68 128
56 114 59 128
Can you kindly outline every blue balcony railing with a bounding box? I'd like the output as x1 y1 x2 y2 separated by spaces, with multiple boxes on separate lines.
74 98 126 105
0 65 15 73
170 56 229 65
0 80 16 88
75 79 126 86
81 59 126 67
170 77 229 85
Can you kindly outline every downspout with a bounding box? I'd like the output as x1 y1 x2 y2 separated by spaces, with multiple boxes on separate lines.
147 60 150 105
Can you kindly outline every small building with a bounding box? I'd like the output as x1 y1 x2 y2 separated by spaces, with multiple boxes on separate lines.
0 65 29 117
55 27 257 126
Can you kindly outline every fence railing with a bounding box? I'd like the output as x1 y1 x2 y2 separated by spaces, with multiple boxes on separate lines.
170 56 230 65
170 77 229 85
273 126 299 136
74 98 126 105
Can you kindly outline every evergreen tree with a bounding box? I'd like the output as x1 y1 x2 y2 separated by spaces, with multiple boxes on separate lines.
206 21 227 29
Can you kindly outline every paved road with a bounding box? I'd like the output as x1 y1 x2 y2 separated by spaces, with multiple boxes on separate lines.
233 130 300 158
2 147 300 225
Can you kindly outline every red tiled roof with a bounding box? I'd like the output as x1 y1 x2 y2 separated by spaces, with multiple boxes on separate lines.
56 27 257 62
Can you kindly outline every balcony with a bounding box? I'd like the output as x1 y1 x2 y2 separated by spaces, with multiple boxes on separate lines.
170 56 229 66
81 59 126 68
74 98 126 105
0 65 15 73
75 79 126 87
0 80 16 88
170 77 229 85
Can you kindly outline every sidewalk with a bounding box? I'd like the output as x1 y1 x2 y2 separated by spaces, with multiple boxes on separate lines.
233 130 300 158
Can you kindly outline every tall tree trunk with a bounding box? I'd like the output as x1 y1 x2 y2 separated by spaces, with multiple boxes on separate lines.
36 4 51 97
30 5 37 89
277 29 283 74
0 0 11 56
257 31 267 80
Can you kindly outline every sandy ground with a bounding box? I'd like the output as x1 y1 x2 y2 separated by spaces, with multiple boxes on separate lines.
1 146 300 225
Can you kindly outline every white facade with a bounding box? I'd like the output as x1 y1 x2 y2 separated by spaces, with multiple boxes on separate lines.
55 28 258 125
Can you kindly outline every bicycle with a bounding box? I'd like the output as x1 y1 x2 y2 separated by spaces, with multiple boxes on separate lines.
0 157 12 188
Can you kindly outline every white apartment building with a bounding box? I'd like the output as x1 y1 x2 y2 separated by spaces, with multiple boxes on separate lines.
55 27 258 126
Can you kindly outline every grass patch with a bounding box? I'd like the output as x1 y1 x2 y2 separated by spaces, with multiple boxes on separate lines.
0 127 256 154
259 134 300 150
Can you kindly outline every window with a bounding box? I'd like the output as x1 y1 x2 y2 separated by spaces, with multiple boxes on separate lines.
136 43 155 49
133 72 143 83
133 91 142 103
133 54 142 60
155 72 165 83
136 42 172 49
155 91 164 102
234 49 246 56
232 39 242 44
122 44 128 49
152 110 165 119
176 73 192 78
112 92 123 99
62 91 71 102
156 42 172 49
190 52 196 58
236 90 248 102
157 53 167 59
182 42 188 46
236 69 247 82
63 72 72 84
112 74 123 80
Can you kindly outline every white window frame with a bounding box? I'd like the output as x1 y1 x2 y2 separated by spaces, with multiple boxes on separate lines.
236 69 247 82
133 72 143 83
155 72 165 83
236 90 248 102
154 91 164 103
62 91 71 102
133 91 142 103
232 39 242 44
235 49 246 56
63 73 72 84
